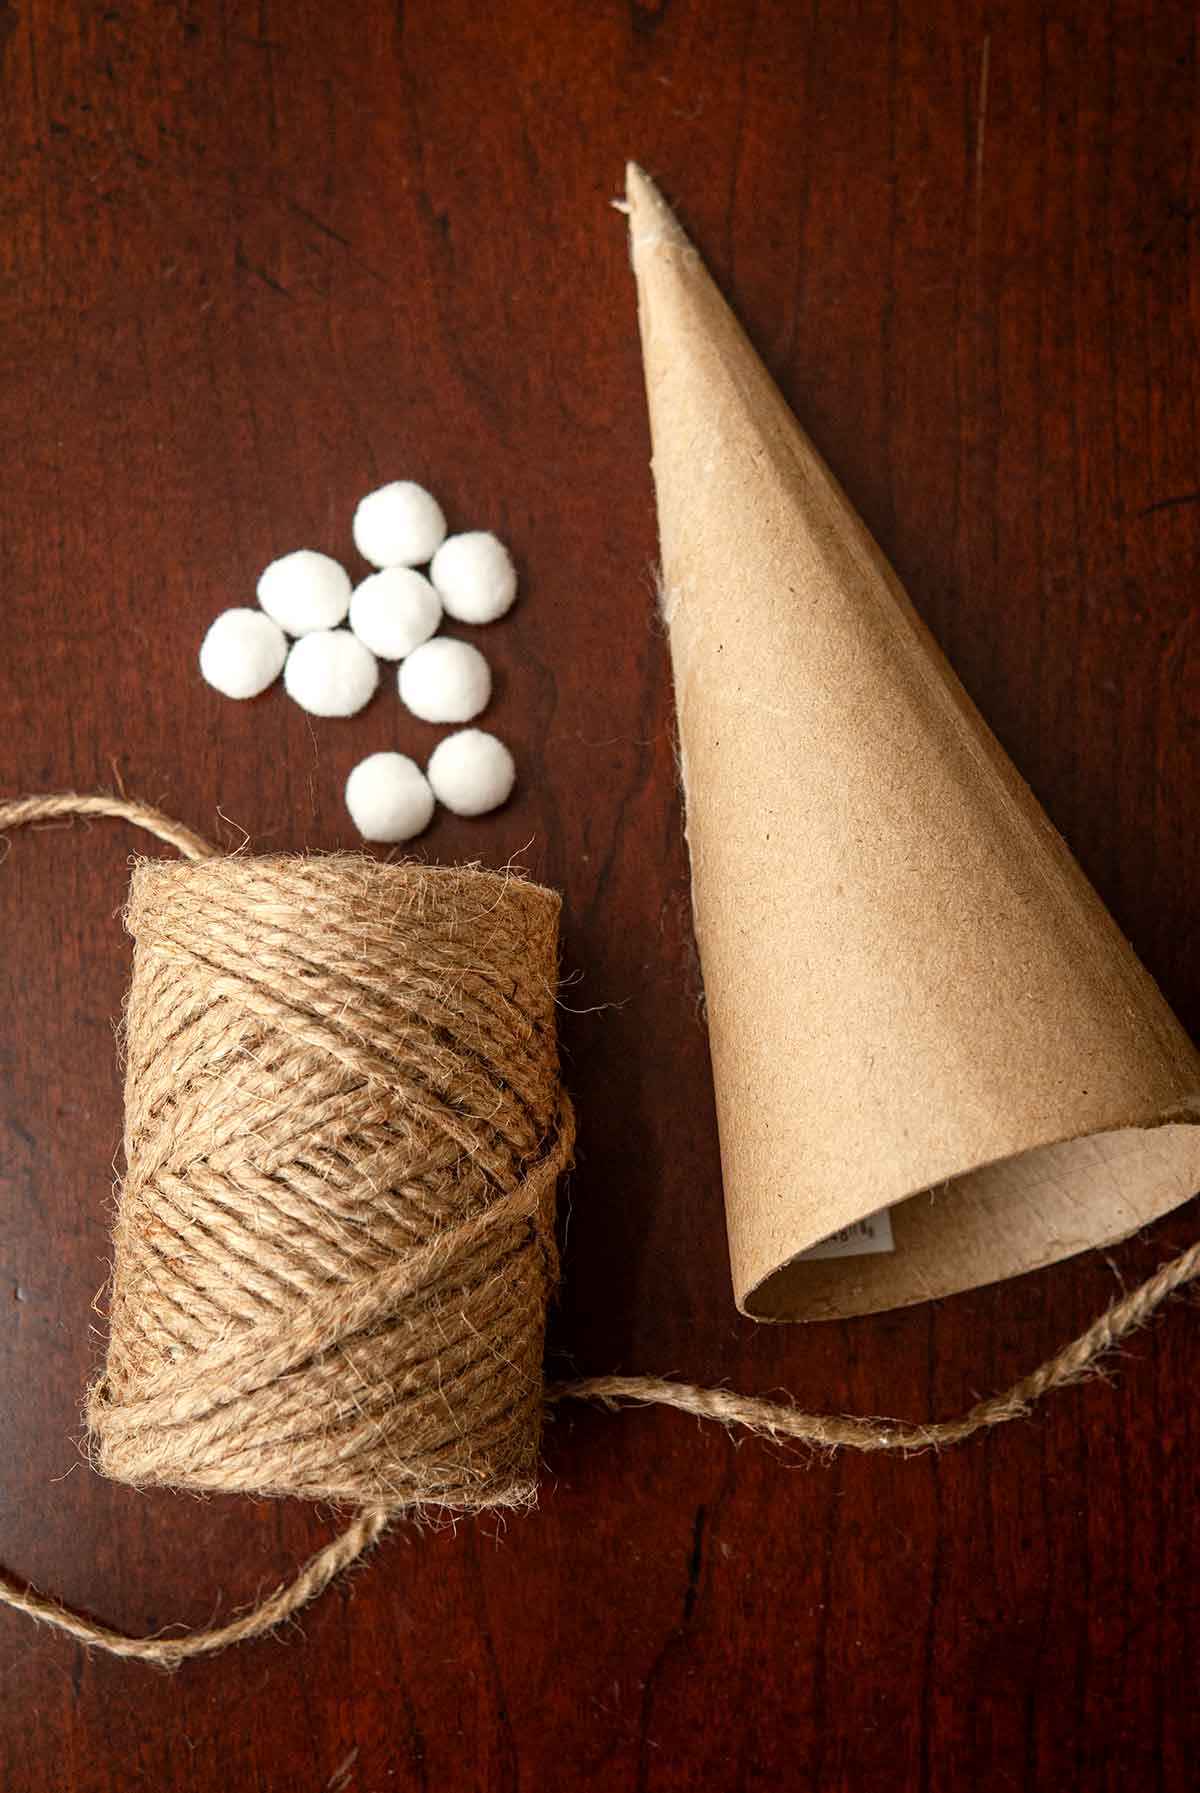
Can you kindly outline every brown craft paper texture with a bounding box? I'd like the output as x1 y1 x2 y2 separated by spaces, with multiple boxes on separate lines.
626 162 1200 1322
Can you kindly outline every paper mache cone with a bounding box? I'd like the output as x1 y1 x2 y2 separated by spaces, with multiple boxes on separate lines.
626 162 1200 1322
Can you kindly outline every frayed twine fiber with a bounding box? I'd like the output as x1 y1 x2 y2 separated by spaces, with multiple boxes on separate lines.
0 793 1197 1666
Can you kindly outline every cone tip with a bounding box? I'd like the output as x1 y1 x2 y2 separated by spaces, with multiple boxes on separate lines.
623 162 691 257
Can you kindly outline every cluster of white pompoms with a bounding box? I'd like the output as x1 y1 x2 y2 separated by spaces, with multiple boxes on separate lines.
198 481 520 840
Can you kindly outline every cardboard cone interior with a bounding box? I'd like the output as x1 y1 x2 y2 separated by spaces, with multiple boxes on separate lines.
626 162 1200 1322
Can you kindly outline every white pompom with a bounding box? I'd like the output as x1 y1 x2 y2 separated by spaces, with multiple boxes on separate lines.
284 630 380 717
353 481 447 568
199 608 288 699
257 550 351 636
398 637 491 723
345 752 435 843
426 730 516 817
430 531 518 624
349 567 442 660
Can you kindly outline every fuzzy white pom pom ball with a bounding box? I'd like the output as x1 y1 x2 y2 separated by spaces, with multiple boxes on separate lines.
430 531 518 624
199 608 288 699
426 730 516 817
284 630 380 717
349 567 442 660
257 550 351 636
345 752 435 843
353 481 447 569
398 637 491 724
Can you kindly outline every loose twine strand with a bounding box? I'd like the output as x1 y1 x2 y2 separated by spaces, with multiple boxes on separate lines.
0 792 1196 1668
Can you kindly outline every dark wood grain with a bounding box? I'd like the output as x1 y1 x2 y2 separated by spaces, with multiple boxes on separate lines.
1 1 1197 1787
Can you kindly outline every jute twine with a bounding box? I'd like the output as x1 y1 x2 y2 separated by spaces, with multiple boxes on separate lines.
101 850 568 1510
0 792 1197 1667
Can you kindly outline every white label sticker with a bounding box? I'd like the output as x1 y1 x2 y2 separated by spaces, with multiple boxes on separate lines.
797 1207 895 1260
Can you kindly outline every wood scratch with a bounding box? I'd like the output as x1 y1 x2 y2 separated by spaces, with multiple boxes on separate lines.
1137 489 1200 518
327 1745 359 1792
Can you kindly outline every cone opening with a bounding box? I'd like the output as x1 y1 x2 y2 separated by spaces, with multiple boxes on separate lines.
740 1119 1200 1323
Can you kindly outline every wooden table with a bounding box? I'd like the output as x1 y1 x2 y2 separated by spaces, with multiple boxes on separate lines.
2 2 1197 1787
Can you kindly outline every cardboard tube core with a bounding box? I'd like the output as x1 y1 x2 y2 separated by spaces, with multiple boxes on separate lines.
627 163 1200 1321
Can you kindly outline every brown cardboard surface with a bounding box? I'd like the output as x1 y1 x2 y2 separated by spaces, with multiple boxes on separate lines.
626 163 1200 1321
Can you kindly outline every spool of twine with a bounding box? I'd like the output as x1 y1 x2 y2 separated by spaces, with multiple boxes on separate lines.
0 793 1197 1667
93 851 572 1511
